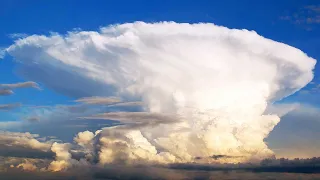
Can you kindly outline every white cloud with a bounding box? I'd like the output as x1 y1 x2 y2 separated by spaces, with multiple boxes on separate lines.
5 22 316 164
0 49 5 59
8 33 28 39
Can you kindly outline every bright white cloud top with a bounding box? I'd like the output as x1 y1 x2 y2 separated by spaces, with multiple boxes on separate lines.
6 22 316 165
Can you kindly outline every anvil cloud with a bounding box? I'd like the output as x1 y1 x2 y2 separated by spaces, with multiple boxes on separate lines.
5 22 316 165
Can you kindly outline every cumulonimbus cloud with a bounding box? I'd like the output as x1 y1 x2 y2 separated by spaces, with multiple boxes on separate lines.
5 21 316 165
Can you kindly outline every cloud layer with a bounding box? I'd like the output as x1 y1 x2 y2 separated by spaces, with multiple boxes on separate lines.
5 22 316 165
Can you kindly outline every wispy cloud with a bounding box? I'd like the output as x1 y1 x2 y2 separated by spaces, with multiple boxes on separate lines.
26 116 41 123
0 89 14 96
305 5 320 13
108 101 143 107
0 81 40 90
0 48 5 59
298 83 320 95
0 103 22 111
280 4 320 30
75 96 121 105
80 111 180 128
8 33 28 39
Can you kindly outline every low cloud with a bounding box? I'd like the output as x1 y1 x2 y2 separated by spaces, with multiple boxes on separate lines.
17 161 38 171
0 131 52 151
0 131 54 159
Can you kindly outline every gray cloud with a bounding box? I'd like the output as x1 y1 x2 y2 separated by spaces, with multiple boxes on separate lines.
0 160 319 179
0 81 40 90
0 103 22 111
26 117 41 123
75 96 121 105
0 131 54 160
0 89 14 96
81 111 180 128
108 101 144 107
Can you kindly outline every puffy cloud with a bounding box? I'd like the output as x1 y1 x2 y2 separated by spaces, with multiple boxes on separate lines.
48 143 72 171
0 131 52 151
17 161 38 171
74 130 94 147
5 22 316 164
0 131 54 160
0 81 40 90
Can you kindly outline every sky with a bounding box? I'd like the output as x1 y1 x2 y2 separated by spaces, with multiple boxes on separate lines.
0 0 320 172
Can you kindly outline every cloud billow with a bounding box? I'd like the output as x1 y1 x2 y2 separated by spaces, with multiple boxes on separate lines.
5 22 316 165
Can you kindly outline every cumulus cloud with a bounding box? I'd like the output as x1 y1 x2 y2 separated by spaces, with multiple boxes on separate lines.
0 131 52 152
0 81 40 90
17 161 38 171
74 131 95 147
48 143 72 172
0 131 55 161
5 22 316 165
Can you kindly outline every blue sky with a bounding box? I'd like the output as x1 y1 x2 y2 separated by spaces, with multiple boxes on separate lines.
0 0 320 159
1 0 320 107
